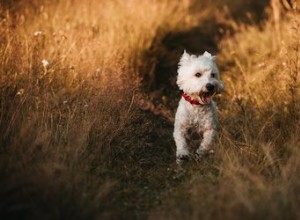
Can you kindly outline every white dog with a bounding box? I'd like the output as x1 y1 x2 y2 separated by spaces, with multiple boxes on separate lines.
173 51 224 165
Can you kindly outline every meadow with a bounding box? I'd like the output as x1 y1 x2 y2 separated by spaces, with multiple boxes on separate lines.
0 0 299 219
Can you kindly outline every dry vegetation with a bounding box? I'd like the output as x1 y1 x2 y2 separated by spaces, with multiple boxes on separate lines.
0 0 300 220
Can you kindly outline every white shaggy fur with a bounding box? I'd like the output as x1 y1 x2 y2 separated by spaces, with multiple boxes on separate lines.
173 51 224 164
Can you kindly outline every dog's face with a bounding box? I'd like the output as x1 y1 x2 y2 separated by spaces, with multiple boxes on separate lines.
177 51 224 105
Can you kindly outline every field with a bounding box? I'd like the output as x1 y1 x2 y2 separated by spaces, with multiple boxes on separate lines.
0 0 300 219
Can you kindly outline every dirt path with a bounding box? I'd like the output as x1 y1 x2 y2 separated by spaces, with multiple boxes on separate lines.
117 6 272 219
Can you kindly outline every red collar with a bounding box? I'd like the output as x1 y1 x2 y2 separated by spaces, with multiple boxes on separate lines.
181 93 200 105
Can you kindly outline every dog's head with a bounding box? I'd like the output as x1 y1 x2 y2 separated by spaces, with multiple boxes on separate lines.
177 51 224 105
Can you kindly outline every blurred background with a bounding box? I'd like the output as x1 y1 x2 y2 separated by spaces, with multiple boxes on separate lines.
0 0 299 219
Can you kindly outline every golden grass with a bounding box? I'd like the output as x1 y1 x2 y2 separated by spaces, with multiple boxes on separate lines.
0 1 199 219
151 11 300 220
0 1 300 219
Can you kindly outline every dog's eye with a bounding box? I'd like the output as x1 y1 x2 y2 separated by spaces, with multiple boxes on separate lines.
195 72 202 77
211 73 216 78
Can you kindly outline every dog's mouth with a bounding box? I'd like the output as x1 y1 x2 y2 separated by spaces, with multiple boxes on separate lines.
199 91 215 105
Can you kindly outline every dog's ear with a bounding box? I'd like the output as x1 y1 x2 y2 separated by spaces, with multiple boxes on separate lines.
203 51 212 58
179 50 192 66
203 51 217 62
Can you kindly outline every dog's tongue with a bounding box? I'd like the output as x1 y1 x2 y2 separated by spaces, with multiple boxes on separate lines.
201 93 212 104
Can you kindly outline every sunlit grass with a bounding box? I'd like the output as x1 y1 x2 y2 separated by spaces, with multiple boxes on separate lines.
0 1 300 219
151 11 300 220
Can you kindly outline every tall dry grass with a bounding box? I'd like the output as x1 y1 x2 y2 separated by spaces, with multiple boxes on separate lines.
0 1 199 219
1 1 300 220
150 10 300 220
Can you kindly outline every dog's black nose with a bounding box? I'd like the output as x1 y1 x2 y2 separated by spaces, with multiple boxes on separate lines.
206 83 215 92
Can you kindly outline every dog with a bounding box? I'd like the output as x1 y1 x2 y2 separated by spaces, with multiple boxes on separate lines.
173 51 224 165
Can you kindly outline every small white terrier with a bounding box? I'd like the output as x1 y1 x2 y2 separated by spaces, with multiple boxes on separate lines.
173 51 224 165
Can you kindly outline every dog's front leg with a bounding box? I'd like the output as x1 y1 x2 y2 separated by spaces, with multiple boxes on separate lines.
196 128 216 159
173 123 189 164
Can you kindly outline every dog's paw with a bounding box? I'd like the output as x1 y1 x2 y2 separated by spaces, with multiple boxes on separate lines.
176 150 190 165
195 148 214 161
177 154 189 163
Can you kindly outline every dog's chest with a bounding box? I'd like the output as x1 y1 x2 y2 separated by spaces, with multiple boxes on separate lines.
186 104 215 129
